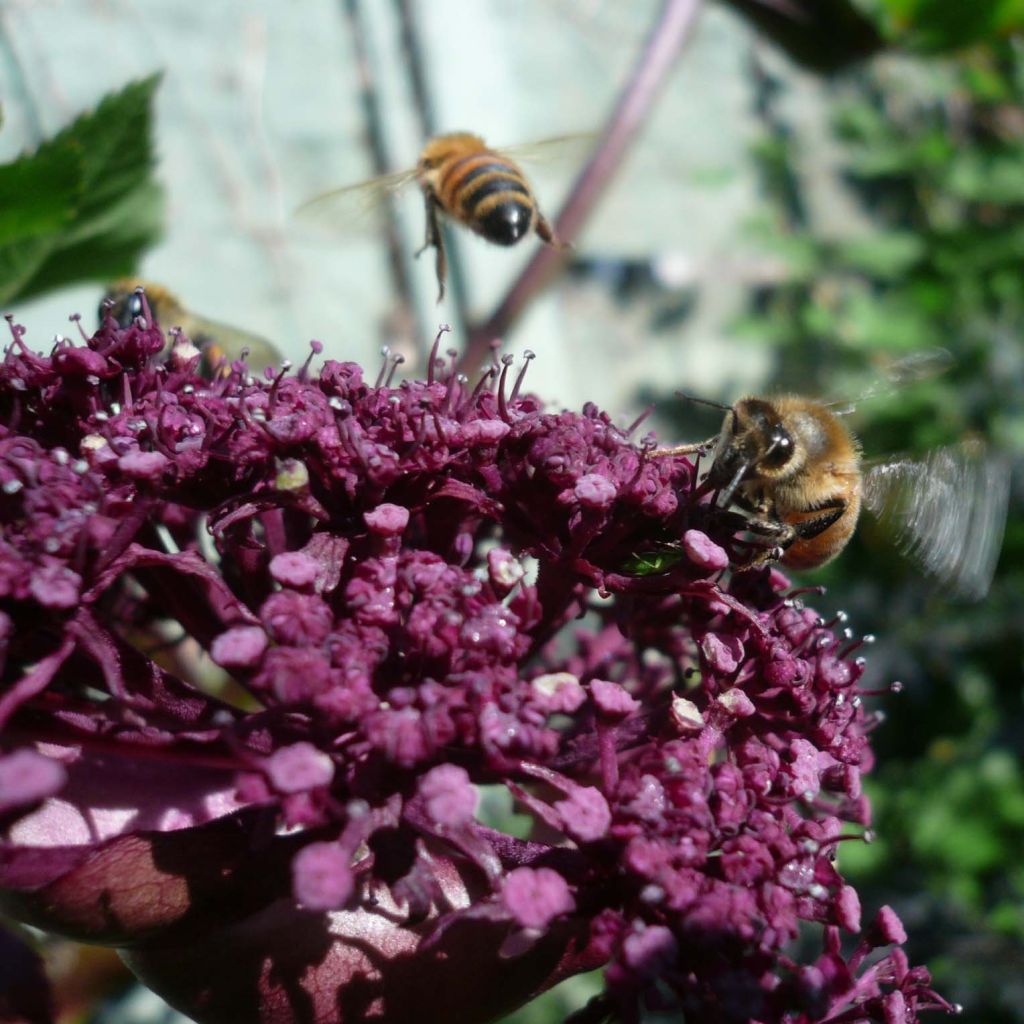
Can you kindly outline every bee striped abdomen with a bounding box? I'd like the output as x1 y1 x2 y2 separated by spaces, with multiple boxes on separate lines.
438 154 534 246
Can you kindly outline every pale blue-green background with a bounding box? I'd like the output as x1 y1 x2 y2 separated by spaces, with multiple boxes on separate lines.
0 0 857 418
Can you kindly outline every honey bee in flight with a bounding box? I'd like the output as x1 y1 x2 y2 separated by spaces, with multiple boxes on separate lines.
656 351 1008 599
100 279 282 379
298 132 577 301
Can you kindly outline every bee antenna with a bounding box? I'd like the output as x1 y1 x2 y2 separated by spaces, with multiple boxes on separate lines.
673 390 732 413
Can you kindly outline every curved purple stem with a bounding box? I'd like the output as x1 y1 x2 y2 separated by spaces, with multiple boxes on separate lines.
460 0 705 374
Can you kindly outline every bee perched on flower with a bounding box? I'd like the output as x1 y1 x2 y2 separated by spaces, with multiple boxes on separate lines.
0 315 956 1024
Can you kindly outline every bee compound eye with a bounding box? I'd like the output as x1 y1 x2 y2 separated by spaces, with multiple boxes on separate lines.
761 428 796 469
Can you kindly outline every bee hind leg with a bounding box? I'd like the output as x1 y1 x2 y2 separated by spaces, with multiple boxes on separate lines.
733 500 847 572
791 499 847 542
415 196 447 302
535 212 569 251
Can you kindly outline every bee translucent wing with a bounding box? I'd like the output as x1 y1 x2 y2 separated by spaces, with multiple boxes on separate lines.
862 442 1009 600
493 132 597 166
827 348 954 414
185 315 283 375
294 167 421 228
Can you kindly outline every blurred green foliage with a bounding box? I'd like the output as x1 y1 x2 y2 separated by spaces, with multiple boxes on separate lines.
867 0 1024 51
718 0 1024 76
0 75 163 306
503 26 1024 1024
736 38 1024 1023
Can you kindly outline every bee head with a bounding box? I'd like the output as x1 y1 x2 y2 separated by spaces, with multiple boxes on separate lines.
100 280 170 330
709 398 804 505
100 286 142 330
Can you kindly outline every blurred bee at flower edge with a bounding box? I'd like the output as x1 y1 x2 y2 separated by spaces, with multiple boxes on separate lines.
648 350 1009 600
298 131 582 301
100 279 283 380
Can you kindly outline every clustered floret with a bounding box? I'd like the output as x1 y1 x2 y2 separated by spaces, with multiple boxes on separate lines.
0 307 957 1023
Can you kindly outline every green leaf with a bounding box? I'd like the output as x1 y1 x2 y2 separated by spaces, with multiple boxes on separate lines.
840 290 935 350
0 236 53 307
946 152 1024 204
0 140 82 246
873 0 1024 50
838 232 926 278
14 181 162 303
0 139 85 304
46 74 161 233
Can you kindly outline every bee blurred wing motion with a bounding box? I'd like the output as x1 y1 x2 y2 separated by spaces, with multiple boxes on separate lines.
862 442 1009 600
294 167 421 230
828 348 954 414
184 317 282 377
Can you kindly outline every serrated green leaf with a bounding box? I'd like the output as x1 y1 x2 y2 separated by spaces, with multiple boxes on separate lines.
46 74 161 233
0 138 85 302
0 75 163 306
15 181 163 302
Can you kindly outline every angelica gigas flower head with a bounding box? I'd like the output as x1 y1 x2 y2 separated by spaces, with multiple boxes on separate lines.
0 316 953 1024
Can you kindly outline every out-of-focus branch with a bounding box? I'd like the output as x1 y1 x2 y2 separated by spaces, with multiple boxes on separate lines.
459 0 705 375
344 0 416 332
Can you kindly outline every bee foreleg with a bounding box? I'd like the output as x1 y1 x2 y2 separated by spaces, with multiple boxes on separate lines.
650 435 719 459
731 512 795 572
731 490 771 517
742 516 795 544
732 545 788 573
415 196 447 302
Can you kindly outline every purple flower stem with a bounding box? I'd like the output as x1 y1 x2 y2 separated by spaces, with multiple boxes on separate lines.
527 561 586 657
0 638 75 730
459 0 705 374
597 723 620 794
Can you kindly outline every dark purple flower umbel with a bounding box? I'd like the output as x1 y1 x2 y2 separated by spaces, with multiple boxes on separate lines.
0 312 956 1024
